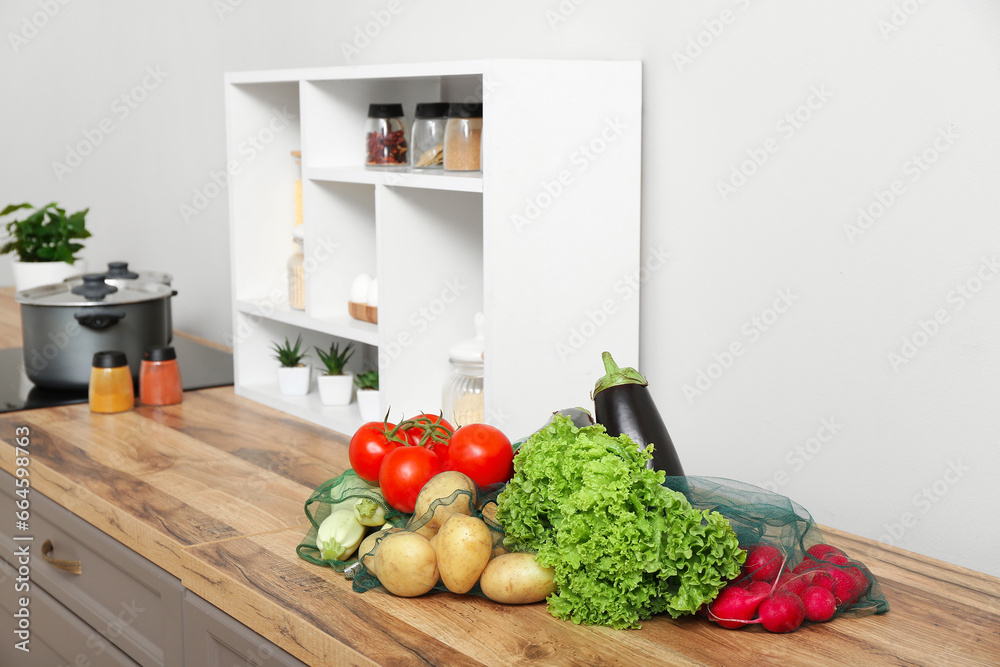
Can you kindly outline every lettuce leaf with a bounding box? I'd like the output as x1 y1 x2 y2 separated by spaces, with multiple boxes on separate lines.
496 416 744 629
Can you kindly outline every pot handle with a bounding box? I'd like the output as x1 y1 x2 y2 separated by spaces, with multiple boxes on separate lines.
74 309 126 330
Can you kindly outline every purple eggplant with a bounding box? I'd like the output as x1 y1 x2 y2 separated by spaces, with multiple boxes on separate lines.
592 352 685 479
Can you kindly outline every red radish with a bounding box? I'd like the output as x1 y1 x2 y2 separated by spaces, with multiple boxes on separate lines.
707 585 769 630
792 559 820 574
745 580 772 597
822 565 868 606
800 568 835 592
758 591 806 633
794 548 849 574
743 544 783 582
806 544 846 561
821 553 851 567
776 572 809 596
800 586 837 622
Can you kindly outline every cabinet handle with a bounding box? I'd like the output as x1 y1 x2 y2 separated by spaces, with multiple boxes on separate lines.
41 539 83 575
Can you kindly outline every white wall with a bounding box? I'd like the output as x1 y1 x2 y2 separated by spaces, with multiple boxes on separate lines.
2 1 998 577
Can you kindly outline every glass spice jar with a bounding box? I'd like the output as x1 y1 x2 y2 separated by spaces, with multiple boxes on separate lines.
411 102 449 169
365 103 408 168
139 345 183 406
444 102 483 172
291 150 303 227
442 313 485 427
89 350 135 414
288 229 305 311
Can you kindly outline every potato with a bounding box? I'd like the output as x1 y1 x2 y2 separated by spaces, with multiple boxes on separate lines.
433 515 493 594
358 526 401 575
373 531 439 597
479 552 557 604
409 471 477 538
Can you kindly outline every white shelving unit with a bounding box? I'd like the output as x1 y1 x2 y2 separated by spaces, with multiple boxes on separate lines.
224 60 642 439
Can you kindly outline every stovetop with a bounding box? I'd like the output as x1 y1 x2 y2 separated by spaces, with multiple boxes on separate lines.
0 337 234 413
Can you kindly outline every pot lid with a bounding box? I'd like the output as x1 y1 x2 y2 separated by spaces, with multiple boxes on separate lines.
16 274 174 307
65 261 173 286
449 312 484 365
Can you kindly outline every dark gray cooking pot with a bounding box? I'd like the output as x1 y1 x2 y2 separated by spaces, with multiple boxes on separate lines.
65 261 174 340
16 274 177 391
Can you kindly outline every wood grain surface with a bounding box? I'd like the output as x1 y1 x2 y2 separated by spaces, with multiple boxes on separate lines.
1 288 999 665
0 287 21 347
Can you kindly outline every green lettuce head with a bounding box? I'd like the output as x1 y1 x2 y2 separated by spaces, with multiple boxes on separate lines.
496 416 744 630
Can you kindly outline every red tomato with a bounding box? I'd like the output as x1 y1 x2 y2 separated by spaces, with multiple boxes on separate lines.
379 446 443 513
403 413 454 443
403 413 454 459
444 424 513 487
348 422 402 483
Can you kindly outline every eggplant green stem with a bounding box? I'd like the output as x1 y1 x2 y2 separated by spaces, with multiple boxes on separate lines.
591 351 648 399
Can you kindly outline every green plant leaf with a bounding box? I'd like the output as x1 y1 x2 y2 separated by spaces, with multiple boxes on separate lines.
353 370 379 390
0 203 32 217
316 342 354 375
271 335 309 367
25 208 45 227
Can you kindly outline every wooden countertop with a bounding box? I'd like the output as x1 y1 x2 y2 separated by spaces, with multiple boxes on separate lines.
1 287 999 666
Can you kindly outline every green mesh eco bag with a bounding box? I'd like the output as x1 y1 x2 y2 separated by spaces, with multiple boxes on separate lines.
677 475 890 621
296 470 407 572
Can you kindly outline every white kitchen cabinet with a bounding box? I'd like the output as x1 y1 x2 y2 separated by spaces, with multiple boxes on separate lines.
225 60 642 439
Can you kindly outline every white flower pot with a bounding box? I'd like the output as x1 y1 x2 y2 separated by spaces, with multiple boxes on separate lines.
356 388 381 422
12 259 86 292
317 372 354 406
277 365 311 396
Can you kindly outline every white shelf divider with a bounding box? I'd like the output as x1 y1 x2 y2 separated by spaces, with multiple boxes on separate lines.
234 299 379 346
304 166 482 193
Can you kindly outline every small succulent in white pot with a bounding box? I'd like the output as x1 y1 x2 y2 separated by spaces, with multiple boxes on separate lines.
271 335 310 396
354 369 380 421
315 341 355 406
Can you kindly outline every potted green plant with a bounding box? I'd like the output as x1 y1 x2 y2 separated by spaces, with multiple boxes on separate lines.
354 369 380 421
315 341 355 406
2 202 91 291
271 335 310 395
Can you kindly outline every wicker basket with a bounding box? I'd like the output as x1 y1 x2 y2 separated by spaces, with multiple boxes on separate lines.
348 301 378 324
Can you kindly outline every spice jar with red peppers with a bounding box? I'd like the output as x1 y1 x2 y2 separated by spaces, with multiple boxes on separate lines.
365 103 408 168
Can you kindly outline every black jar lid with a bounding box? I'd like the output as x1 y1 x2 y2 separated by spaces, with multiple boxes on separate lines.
415 102 450 118
93 350 128 368
448 102 483 118
143 345 176 362
368 103 404 118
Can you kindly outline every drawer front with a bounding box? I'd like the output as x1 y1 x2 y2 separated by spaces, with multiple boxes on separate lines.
0 556 139 667
183 592 309 667
0 470 184 667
